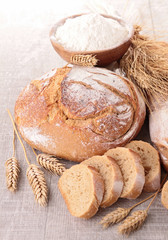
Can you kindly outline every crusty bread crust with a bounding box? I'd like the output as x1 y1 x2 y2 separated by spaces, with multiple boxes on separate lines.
105 147 145 199
125 140 161 192
15 66 146 162
161 180 168 210
58 164 104 219
81 155 123 208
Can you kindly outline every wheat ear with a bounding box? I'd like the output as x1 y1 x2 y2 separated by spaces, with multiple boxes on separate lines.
36 153 66 176
100 192 156 229
7 109 48 206
27 164 48 206
118 210 148 235
100 208 131 229
31 148 66 176
118 174 168 235
70 54 98 66
5 129 20 192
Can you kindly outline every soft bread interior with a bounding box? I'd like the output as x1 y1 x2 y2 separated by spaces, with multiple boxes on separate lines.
81 155 123 207
126 141 160 182
58 164 104 218
105 147 145 198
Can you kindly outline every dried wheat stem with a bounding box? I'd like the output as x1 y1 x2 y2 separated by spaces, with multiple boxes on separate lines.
5 125 20 192
5 157 20 192
12 130 16 157
36 153 66 176
120 26 168 109
7 109 48 206
129 192 156 210
118 210 148 235
118 174 168 235
100 192 156 229
32 147 37 157
27 164 48 206
7 109 30 165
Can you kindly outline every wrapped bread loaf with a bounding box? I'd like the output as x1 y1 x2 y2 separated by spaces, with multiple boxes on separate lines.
149 101 168 171
15 65 146 162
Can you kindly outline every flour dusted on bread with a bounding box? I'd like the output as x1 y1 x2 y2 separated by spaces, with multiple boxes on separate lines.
125 140 161 192
105 147 145 199
58 164 104 219
15 66 146 162
81 155 123 208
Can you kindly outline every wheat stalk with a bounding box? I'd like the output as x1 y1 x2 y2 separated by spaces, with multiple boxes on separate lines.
27 164 48 206
5 129 20 192
100 208 131 229
118 210 148 235
100 192 156 229
70 54 98 67
117 174 168 235
36 153 66 176
120 25 168 110
5 157 20 192
7 109 48 206
100 174 168 234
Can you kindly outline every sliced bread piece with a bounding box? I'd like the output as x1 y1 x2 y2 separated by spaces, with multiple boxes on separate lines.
81 155 123 208
58 164 104 219
161 180 168 209
105 147 145 199
125 140 161 192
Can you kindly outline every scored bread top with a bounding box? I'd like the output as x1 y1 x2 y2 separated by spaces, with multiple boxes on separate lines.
125 140 161 192
81 155 123 208
15 65 146 161
58 164 104 219
105 147 145 199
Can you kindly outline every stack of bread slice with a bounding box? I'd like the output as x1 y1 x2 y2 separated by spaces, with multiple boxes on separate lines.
58 141 161 219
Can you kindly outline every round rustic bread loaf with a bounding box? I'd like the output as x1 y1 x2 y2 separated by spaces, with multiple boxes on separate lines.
15 65 146 162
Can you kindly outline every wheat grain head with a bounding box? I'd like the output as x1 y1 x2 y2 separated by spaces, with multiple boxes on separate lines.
100 207 131 229
37 154 66 176
5 157 20 192
27 164 48 206
118 210 148 235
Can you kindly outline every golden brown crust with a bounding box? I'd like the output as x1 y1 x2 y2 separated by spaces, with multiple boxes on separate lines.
15 66 146 162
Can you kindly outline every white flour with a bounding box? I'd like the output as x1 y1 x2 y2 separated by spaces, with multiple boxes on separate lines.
55 13 129 51
21 126 52 147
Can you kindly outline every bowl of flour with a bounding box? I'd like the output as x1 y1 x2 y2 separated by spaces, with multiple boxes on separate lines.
50 13 134 66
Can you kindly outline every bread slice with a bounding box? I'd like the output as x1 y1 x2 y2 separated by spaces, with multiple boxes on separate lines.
105 147 145 199
161 180 168 209
58 164 104 219
81 155 123 208
125 140 161 192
